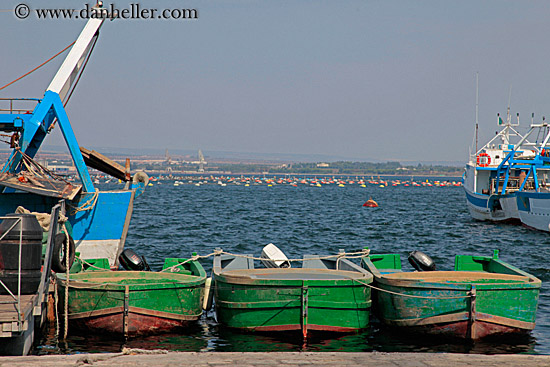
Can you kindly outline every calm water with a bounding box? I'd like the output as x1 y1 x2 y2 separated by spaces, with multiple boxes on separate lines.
35 179 550 355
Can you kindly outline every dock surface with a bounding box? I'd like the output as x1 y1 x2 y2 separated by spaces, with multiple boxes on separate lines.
0 294 35 335
0 350 549 366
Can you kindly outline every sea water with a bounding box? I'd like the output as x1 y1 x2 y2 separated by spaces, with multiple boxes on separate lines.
35 179 550 354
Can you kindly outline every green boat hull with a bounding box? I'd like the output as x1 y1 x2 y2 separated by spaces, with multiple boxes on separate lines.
213 253 373 337
57 258 206 336
361 252 541 340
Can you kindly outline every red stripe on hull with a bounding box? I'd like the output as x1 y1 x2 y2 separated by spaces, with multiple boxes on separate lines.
404 320 528 340
241 324 360 333
72 312 196 336
520 222 549 232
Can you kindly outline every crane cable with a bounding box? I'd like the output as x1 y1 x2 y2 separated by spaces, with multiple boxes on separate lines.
0 41 76 92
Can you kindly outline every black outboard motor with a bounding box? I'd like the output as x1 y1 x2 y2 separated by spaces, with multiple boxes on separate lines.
408 250 436 271
119 249 151 271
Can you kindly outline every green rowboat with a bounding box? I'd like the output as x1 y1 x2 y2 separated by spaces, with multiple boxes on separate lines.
57 257 206 337
213 250 373 338
361 250 541 340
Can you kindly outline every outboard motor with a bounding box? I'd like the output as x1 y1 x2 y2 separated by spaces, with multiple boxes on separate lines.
261 243 291 268
408 250 436 271
119 249 151 271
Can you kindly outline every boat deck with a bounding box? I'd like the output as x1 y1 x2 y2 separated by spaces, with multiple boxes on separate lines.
221 268 370 280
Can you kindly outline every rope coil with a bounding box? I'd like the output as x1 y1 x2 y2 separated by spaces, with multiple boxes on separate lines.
67 189 99 215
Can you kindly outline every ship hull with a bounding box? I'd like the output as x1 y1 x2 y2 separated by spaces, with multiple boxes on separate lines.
0 190 135 267
516 191 550 232
463 187 519 223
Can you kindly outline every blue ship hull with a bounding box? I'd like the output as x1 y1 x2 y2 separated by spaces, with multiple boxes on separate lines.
0 190 136 267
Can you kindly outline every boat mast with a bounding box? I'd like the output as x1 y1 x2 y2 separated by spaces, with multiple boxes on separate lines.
475 73 479 155
474 73 479 192
505 85 513 145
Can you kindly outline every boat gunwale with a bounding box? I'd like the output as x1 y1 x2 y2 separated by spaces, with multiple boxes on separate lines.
362 255 541 290
373 275 540 292
215 267 372 286
377 270 538 289
213 252 373 285
57 269 207 290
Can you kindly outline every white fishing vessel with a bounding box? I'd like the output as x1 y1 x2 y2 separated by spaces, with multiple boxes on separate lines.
463 110 528 222
464 102 550 230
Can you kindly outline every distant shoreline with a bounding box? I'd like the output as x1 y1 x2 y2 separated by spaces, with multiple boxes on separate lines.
140 171 463 179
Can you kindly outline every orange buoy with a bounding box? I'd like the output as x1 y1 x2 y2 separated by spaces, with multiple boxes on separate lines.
363 197 378 207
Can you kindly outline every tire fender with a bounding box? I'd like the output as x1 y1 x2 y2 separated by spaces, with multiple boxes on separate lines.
51 232 76 273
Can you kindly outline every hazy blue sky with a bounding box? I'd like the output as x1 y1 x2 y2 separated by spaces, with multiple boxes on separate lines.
2 1 550 163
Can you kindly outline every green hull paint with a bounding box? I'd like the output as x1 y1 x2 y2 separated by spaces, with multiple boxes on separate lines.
57 258 206 336
213 252 373 335
361 251 541 340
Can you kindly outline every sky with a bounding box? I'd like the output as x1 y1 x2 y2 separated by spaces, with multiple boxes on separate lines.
2 1 550 164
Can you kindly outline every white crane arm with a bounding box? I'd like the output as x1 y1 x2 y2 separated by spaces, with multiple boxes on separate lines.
46 8 105 102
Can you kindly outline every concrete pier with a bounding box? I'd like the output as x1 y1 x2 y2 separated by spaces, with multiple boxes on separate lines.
0 350 549 367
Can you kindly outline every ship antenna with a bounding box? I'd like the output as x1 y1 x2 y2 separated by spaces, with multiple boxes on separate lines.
507 85 512 124
505 85 512 143
475 72 479 155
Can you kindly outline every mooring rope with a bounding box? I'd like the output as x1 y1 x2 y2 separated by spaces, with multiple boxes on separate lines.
159 249 371 273
160 251 221 273
76 257 116 272
15 206 68 232
54 278 59 338
216 249 370 263
351 278 473 300
61 249 475 302
64 227 70 339
67 189 99 215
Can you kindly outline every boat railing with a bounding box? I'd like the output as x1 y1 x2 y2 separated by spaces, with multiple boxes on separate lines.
0 201 62 333
490 177 535 194
0 216 24 329
0 98 41 114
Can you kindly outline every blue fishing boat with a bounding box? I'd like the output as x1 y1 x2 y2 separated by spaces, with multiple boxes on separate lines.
0 4 147 267
463 108 550 225
466 117 550 232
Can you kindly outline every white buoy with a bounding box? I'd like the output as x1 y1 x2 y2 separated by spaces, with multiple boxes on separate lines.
202 277 214 311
